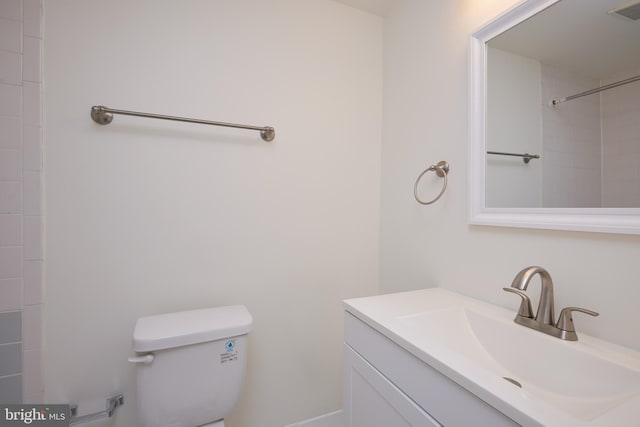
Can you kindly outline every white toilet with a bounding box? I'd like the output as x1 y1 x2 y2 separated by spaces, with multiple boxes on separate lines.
129 305 252 427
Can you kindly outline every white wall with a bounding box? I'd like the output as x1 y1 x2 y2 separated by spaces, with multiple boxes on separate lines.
602 67 640 207
43 1 381 426
39 2 640 425
381 0 640 351
486 47 541 208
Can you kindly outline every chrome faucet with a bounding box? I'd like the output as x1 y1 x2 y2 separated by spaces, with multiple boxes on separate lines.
503 266 598 341
510 266 555 325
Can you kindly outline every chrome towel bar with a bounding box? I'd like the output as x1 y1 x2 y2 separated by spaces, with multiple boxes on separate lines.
487 151 539 164
90 105 275 142
70 394 123 426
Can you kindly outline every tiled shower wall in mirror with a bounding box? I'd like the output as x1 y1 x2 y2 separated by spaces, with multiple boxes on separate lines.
0 0 43 404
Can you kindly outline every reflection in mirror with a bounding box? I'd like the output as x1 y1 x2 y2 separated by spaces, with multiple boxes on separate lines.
469 0 640 234
486 0 640 208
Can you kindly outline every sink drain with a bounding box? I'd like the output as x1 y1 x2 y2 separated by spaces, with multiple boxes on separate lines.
503 377 522 388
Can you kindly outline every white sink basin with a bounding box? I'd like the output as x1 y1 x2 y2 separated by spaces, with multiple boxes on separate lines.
400 307 640 421
344 288 640 427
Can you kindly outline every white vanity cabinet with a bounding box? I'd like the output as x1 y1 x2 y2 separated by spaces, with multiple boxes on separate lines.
343 312 520 427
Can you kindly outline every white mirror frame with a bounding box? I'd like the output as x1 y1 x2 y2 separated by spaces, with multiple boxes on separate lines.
469 0 640 235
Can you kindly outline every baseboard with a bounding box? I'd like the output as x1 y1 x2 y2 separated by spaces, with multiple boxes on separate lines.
284 409 343 427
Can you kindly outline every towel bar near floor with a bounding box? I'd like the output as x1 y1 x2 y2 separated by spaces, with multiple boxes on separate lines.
69 394 124 426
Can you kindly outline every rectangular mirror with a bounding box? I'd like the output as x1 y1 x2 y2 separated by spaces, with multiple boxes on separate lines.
469 0 640 234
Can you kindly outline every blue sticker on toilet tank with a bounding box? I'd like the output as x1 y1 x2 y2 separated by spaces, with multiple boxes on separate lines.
220 340 238 364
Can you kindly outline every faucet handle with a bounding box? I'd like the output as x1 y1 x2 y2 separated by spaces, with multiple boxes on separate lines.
503 287 534 318
556 307 599 332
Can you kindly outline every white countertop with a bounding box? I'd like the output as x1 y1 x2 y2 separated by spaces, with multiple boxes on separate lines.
344 288 640 427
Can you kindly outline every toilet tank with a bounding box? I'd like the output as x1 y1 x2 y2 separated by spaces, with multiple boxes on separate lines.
131 305 252 427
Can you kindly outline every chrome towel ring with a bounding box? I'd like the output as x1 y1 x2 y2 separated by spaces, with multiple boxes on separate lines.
414 161 450 205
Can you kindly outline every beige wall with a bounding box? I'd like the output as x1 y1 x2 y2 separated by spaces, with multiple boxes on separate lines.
43 1 381 426
381 0 640 351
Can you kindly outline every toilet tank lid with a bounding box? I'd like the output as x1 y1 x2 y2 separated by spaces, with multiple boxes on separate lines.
132 305 252 352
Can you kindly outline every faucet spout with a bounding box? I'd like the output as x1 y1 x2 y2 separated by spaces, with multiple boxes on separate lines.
511 266 555 326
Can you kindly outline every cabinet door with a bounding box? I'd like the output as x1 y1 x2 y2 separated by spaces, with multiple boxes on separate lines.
345 313 521 427
344 345 442 427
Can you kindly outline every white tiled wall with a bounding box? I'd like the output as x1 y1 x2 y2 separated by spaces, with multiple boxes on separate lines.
541 65 640 208
541 65 602 207
0 0 43 404
601 67 640 207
